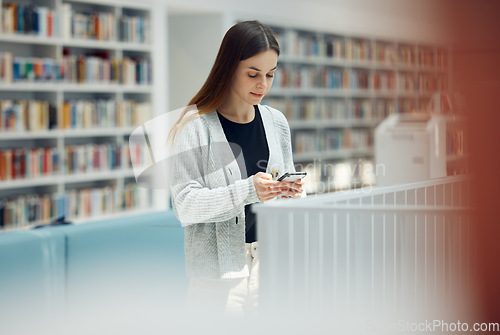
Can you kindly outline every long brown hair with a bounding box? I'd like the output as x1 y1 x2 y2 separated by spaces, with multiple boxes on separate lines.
168 20 280 143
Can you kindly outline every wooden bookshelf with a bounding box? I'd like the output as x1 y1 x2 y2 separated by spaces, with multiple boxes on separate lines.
0 0 167 232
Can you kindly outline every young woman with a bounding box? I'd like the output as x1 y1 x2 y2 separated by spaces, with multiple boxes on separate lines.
168 20 305 315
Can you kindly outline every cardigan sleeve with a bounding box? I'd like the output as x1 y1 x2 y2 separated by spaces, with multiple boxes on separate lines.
167 117 260 226
267 105 308 198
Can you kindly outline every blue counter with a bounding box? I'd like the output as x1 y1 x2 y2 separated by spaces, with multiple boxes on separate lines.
0 211 187 334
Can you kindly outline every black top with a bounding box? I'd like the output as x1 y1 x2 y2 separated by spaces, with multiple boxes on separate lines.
217 105 269 243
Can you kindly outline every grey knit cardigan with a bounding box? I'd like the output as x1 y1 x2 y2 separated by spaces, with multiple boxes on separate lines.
168 104 296 279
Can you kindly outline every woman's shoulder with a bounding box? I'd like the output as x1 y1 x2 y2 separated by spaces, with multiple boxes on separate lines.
259 104 290 130
171 110 211 146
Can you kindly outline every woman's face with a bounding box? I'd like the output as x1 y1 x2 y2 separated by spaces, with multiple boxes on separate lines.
230 49 278 107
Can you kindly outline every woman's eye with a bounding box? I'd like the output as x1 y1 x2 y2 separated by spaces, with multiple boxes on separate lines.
267 74 274 78
248 74 257 78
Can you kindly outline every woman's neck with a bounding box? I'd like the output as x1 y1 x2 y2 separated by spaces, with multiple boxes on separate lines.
217 97 255 124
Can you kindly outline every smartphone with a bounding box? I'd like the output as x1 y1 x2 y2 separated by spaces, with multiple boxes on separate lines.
277 172 307 182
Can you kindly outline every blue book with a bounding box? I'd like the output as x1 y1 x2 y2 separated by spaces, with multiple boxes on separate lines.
13 59 21 81
33 7 39 35
71 103 76 128
17 5 25 33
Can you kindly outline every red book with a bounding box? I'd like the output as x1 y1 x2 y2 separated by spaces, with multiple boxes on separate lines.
47 10 53 37
11 149 17 180
43 147 48 175
94 145 99 170
0 151 5 181
19 148 25 178
135 143 141 166
31 148 37 178
94 13 99 40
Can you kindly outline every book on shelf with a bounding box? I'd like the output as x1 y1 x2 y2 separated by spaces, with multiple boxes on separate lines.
1 99 152 133
345 38 371 61
1 2 59 37
64 143 128 174
61 99 151 129
0 182 147 230
0 99 57 132
292 129 371 154
120 15 151 43
0 146 59 181
263 97 392 122
59 3 151 43
447 129 464 157
397 44 416 66
2 52 152 85
0 52 13 83
324 36 345 58
71 9 116 41
373 42 396 65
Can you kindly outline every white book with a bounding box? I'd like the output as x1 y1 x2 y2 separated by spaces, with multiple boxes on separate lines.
3 52 13 82
51 9 60 37
61 3 72 39
38 7 48 37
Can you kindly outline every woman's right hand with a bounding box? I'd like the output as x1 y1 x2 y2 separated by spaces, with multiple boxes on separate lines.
253 172 302 201
252 172 284 201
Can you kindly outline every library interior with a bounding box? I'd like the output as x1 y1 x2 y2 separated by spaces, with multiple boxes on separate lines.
1 0 499 334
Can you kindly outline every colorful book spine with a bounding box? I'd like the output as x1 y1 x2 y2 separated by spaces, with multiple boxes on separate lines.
447 129 464 157
120 15 151 43
0 52 13 83
0 182 144 230
1 3 59 37
5 54 152 85
0 146 59 181
71 10 116 41
64 143 130 174
0 99 56 132
292 129 372 154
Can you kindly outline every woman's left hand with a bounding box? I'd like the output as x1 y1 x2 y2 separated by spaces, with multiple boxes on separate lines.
279 178 304 198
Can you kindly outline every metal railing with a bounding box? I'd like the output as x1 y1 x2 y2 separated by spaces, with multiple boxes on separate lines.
254 176 472 319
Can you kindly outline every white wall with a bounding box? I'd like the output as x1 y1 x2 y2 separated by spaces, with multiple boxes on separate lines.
168 13 229 110
162 0 449 43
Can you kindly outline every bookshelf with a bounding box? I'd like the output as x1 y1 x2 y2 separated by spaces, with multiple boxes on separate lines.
167 12 458 195
261 24 452 194
0 0 167 232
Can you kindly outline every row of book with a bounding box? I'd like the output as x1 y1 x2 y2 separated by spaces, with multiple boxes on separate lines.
0 143 133 182
447 129 465 157
373 42 396 65
273 67 345 90
0 52 152 84
60 100 151 129
272 66 446 91
0 100 57 132
264 97 394 121
279 30 447 68
128 141 153 172
64 143 130 175
292 129 372 154
297 158 376 193
0 99 152 132
0 182 148 229
1 3 59 37
348 39 372 61
71 10 116 41
62 3 150 42
0 147 59 181
395 72 448 92
1 3 151 43
119 15 151 44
